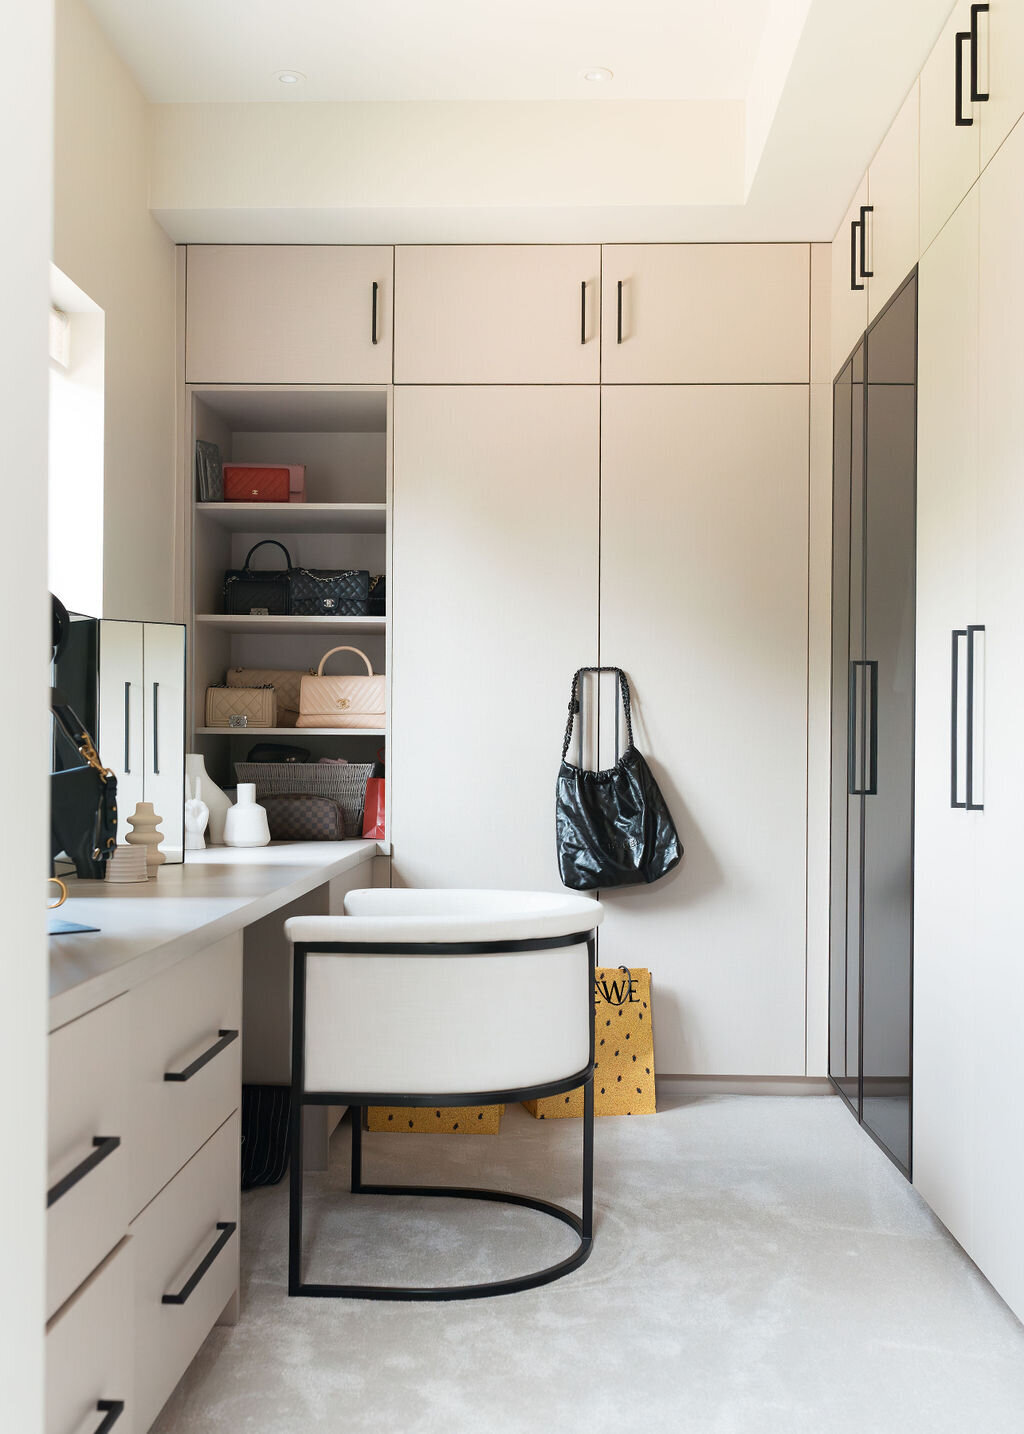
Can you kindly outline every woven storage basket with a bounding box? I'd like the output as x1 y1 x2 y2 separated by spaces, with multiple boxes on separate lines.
234 762 373 838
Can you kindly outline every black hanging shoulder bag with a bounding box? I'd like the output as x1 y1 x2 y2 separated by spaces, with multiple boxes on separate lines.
555 667 682 891
51 692 118 879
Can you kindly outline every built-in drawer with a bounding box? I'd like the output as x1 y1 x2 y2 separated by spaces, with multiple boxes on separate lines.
132 1111 240 1434
46 1236 134 1434
128 932 242 1215
48 996 131 1320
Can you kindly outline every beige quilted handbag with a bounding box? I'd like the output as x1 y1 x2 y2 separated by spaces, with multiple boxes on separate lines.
297 647 386 730
205 684 277 729
226 667 313 728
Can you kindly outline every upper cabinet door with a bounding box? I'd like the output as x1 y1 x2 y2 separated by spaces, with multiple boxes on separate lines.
185 246 393 384
981 0 1024 167
143 623 186 863
867 83 921 322
831 177 870 378
601 244 809 383
393 245 600 383
920 0 982 254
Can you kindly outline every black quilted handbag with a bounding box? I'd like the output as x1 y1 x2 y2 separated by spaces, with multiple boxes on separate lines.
290 566 369 617
223 540 293 615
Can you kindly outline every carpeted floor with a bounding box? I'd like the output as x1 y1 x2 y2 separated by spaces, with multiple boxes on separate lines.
152 1096 1024 1434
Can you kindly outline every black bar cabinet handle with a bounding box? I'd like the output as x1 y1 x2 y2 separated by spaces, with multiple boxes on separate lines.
850 220 864 292
865 659 879 795
123 682 131 772
847 660 860 794
858 206 874 279
152 681 159 775
371 281 379 345
47 1135 121 1209
161 1221 236 1305
580 280 587 344
956 30 973 125
616 280 623 343
164 1029 239 1083
952 629 966 808
93 1401 126 1434
966 623 985 810
971 4 990 103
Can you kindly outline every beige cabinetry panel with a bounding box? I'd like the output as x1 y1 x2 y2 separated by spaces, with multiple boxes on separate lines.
185 246 393 383
867 83 921 321
132 1114 239 1434
393 245 600 383
920 0 981 253
912 186 980 1242
46 1240 134 1434
601 244 809 383
980 0 1024 167
127 933 242 1216
391 385 599 889
47 996 131 1321
831 178 870 377
598 385 809 1076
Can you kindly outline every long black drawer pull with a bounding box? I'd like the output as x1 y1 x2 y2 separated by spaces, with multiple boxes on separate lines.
956 29 973 125
161 1222 236 1306
580 280 587 344
93 1401 125 1434
47 1135 121 1209
850 219 864 292
858 205 874 279
971 4 990 103
164 1029 238 1083
616 280 623 343
951 628 967 808
966 623 985 810
371 281 379 345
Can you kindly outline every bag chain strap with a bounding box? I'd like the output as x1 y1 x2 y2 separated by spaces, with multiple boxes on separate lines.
561 666 635 761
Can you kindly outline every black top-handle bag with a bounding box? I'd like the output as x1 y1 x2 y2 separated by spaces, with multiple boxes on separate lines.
555 667 682 891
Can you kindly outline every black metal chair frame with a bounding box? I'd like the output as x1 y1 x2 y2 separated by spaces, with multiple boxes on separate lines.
289 929 597 1301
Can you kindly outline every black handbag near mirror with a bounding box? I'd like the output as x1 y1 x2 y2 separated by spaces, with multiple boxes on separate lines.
51 692 118 879
555 667 682 891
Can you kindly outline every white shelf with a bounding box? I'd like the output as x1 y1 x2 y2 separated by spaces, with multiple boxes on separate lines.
196 727 385 737
195 614 386 636
195 502 386 534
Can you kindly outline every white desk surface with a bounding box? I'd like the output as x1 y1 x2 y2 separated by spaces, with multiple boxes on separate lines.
49 841 379 1032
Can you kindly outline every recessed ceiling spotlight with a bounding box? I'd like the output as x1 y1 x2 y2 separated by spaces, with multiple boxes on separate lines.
275 70 306 86
583 68 614 83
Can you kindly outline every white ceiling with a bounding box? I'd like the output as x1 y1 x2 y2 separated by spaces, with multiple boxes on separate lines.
87 0 778 103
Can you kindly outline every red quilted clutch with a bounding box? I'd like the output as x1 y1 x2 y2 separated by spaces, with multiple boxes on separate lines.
223 464 306 503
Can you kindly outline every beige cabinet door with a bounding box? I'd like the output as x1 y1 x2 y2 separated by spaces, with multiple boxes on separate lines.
867 83 921 322
912 186 980 1244
981 0 1024 167
920 0 982 254
601 244 809 383
394 245 600 383
598 385 809 1076
390 386 599 889
185 246 393 383
831 177 870 378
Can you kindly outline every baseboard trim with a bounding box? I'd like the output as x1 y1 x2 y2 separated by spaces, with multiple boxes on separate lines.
656 1076 834 1098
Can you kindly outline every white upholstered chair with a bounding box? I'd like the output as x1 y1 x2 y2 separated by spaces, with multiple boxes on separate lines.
284 888 602 1301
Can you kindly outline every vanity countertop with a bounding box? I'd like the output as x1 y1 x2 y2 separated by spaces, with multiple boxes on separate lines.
49 841 380 1031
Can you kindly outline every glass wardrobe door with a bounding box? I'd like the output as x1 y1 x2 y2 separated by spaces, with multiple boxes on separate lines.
861 276 917 1174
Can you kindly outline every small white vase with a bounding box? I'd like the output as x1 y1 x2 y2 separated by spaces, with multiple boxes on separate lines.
223 783 271 848
125 801 166 874
184 776 210 852
186 753 230 845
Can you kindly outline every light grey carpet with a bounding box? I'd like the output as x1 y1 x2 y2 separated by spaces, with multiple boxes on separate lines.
152 1097 1024 1434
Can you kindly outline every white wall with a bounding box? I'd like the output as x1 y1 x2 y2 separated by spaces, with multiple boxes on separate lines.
54 0 178 623
0 1 54 1428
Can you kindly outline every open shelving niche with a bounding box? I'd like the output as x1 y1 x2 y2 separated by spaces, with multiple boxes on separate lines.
188 384 392 838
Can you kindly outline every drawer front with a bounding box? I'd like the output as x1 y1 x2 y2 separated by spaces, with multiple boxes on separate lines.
132 1113 240 1434
48 997 131 1319
129 933 242 1215
47 1237 134 1434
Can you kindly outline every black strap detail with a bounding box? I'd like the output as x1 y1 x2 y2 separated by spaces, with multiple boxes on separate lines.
242 539 293 572
561 667 635 761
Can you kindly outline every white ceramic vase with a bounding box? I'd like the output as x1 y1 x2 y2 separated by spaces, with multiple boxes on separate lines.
125 801 166 874
184 776 210 851
223 783 271 848
186 753 231 845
